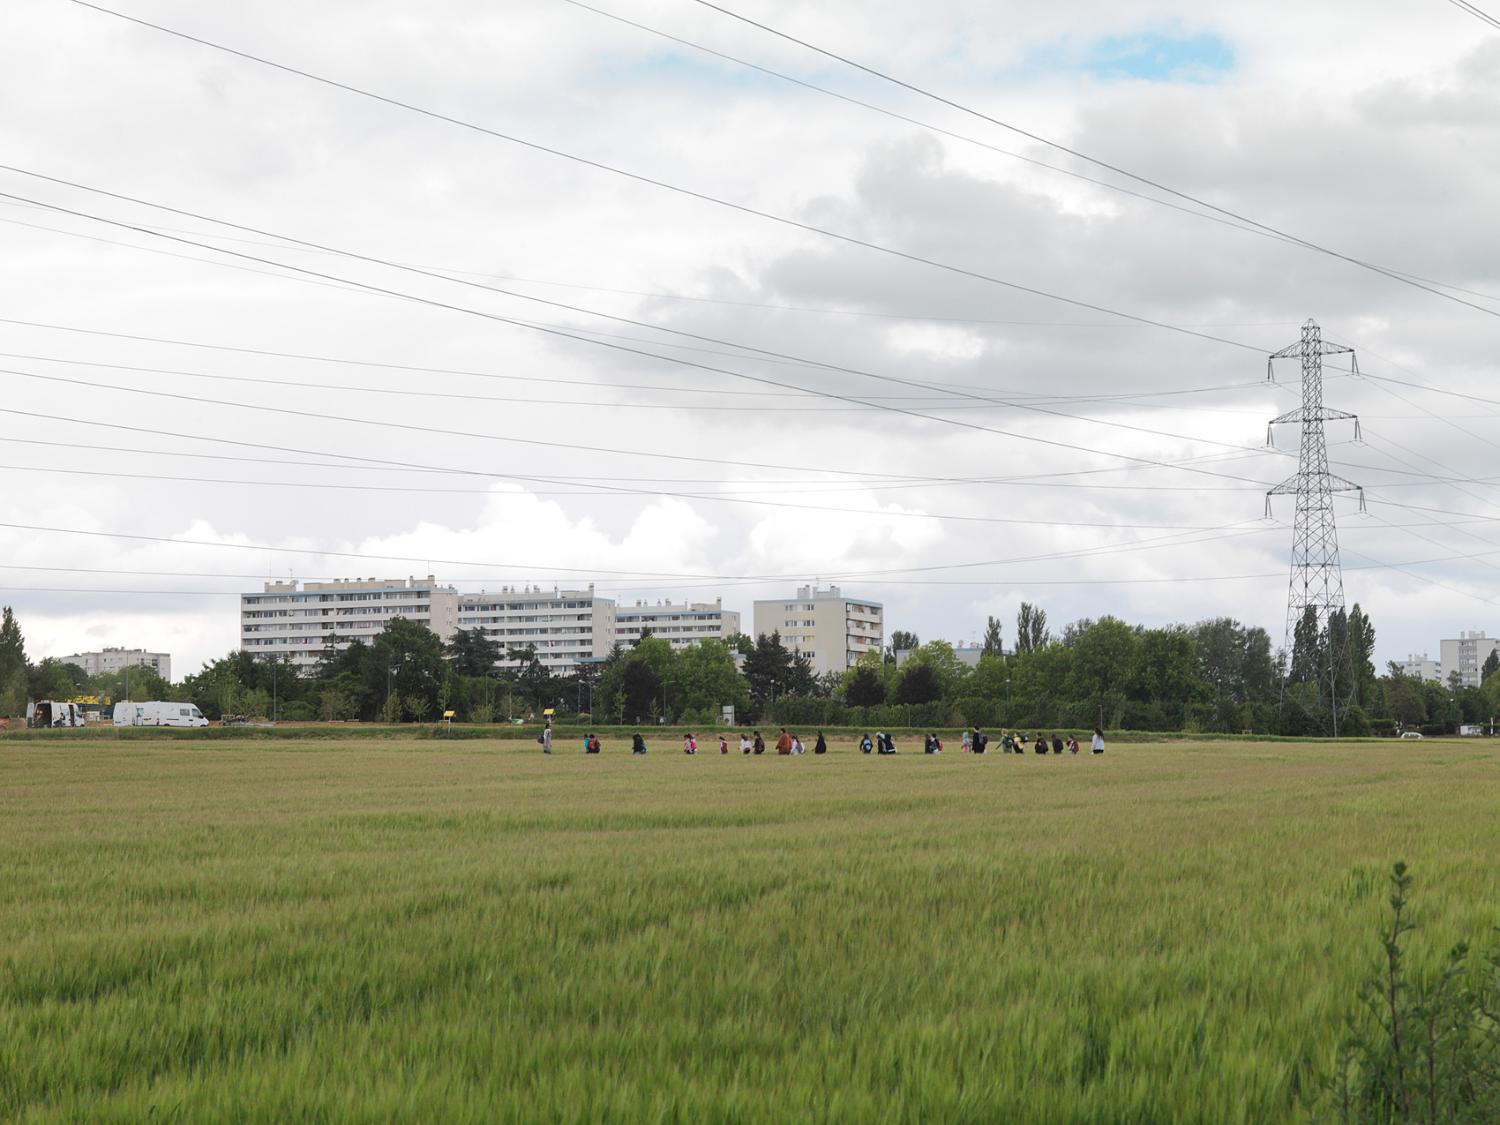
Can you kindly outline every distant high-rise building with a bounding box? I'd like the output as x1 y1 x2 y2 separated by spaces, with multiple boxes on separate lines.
751 585 883 676
1439 631 1500 688
456 586 616 675
1397 653 1441 683
57 646 172 683
240 576 459 671
614 598 741 651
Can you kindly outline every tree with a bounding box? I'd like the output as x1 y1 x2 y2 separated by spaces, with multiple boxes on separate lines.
981 615 1004 657
371 617 447 723
620 658 664 724
742 631 797 709
29 659 87 701
1016 603 1050 654
1290 605 1323 686
446 628 502 677
0 606 28 717
843 663 886 707
892 662 942 705
667 640 749 724
1484 648 1500 684
1067 617 1138 703
886 630 920 663
901 641 971 698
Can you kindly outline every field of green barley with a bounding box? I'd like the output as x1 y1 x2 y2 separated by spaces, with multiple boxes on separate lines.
2 736 1497 1122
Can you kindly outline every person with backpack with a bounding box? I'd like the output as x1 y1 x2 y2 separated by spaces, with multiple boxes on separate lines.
683 733 698 755
1091 728 1106 755
776 728 793 755
814 732 827 755
961 729 972 753
1066 735 1080 754
540 722 552 755
584 732 601 754
1034 733 1049 755
753 731 766 755
632 733 647 755
972 726 988 755
860 733 874 754
1051 733 1064 755
719 734 730 755
878 732 898 755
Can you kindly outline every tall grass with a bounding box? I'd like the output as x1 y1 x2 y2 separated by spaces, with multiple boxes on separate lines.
1 739 1497 1121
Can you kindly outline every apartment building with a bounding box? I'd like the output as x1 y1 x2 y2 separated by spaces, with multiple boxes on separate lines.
1439 631 1500 688
1397 653 1442 683
456 585 616 674
240 576 460 670
57 646 172 683
614 598 741 651
751 585 883 676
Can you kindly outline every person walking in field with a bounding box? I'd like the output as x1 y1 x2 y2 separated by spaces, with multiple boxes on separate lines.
860 733 874 754
541 723 552 755
814 732 827 755
632 732 647 755
740 732 752 755
720 734 730 755
1091 728 1105 755
792 733 806 755
776 728 793 755
1066 735 1080 754
1051 733 1064 755
683 733 698 755
1034 734 1048 755
585 732 601 754
753 731 766 755
961 728 972 753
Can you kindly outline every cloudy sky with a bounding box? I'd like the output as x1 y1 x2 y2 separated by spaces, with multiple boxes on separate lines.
2 0 1498 677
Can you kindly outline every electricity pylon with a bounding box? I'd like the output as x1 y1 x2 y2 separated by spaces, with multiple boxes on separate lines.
1265 319 1363 733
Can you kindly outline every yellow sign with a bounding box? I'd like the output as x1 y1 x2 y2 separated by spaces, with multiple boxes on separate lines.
442 710 456 719
542 708 555 717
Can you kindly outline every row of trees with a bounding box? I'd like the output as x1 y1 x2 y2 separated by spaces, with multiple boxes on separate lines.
4 600 1498 734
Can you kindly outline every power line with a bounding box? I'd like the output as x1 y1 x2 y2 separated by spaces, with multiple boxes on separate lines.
57 3 1273 350
0 166 1280 455
0 189 1285 489
1440 0 1500 32
684 0 1500 320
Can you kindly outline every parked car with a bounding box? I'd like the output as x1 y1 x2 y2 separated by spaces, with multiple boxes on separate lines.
1399 730 1424 740
112 701 209 728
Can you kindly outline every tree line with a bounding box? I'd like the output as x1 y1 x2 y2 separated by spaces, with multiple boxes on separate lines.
2 601 1496 735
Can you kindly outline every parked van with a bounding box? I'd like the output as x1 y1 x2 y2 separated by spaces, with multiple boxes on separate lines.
112 701 208 728
27 700 84 728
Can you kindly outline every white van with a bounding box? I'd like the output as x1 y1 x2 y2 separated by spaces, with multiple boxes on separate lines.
113 701 208 728
27 700 84 728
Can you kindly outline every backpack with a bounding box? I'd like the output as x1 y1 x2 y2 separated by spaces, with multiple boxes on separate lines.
536 733 545 745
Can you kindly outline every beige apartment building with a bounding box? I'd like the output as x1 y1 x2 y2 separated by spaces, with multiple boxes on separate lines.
1439 631 1500 688
751 585 883 675
57 646 173 683
456 586 617 675
614 598 741 651
240 576 459 670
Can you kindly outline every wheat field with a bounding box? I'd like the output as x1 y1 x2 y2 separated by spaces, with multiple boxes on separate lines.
2 736 1497 1122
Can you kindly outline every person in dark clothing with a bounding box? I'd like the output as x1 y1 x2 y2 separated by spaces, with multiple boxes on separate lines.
585 733 601 754
972 726 987 754
1034 734 1048 754
631 733 647 755
814 732 827 755
753 731 766 755
880 733 898 755
923 734 936 754
860 733 874 754
1052 733 1064 755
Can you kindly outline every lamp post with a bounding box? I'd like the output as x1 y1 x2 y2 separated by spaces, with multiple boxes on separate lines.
387 663 401 723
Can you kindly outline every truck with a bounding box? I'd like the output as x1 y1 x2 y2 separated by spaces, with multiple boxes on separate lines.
112 701 209 728
26 700 85 728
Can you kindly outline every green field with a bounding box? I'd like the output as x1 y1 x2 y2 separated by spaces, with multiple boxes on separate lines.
2 737 1497 1122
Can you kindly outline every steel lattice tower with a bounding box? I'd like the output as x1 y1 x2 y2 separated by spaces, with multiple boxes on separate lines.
1265 319 1363 720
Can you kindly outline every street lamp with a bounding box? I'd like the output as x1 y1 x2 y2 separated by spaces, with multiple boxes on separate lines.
387 662 401 723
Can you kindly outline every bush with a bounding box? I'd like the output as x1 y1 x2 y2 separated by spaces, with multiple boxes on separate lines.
1316 863 1500 1121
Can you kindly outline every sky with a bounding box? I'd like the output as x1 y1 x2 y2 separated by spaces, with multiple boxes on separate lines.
1 0 1498 678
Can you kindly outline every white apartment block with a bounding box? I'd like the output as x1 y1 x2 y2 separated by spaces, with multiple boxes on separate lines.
58 646 172 683
1439 631 1500 688
614 599 741 651
1398 653 1442 683
456 586 616 674
751 585 883 676
240 576 459 670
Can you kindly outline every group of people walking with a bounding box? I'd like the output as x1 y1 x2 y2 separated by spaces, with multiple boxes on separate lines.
563 726 1106 756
